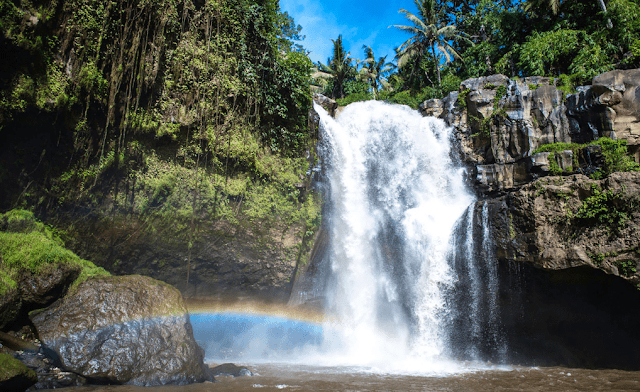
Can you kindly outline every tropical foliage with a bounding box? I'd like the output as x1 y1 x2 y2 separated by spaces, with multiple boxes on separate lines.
319 0 640 109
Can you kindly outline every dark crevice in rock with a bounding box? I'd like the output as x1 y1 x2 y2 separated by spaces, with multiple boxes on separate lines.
498 262 640 370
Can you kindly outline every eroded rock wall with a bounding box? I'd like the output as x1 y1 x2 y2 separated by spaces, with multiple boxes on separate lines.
425 70 640 368
418 69 640 281
421 69 640 194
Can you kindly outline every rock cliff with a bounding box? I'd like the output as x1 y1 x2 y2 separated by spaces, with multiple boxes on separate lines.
421 69 640 194
419 69 640 283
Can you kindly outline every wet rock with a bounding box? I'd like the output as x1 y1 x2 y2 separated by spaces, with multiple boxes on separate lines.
309 94 338 141
0 266 80 331
30 275 209 386
0 353 37 392
486 171 640 283
0 288 21 331
34 369 87 390
209 363 253 377
313 94 338 117
13 349 87 390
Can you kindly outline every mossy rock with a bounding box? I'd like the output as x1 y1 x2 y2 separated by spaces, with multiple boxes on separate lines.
0 353 37 392
0 209 109 329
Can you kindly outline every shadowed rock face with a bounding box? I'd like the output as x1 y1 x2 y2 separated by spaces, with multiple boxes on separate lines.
484 172 640 283
30 275 209 386
496 262 640 370
0 265 81 331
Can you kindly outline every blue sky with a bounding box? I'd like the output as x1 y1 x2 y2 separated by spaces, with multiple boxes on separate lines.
280 0 420 65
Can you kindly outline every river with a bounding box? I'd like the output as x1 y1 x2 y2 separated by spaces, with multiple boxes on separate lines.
46 363 640 391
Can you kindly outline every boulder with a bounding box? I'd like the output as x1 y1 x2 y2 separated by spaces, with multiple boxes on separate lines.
0 353 37 392
30 275 209 386
209 363 253 377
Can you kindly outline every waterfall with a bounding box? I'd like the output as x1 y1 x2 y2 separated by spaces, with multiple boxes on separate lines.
446 200 507 362
312 101 481 371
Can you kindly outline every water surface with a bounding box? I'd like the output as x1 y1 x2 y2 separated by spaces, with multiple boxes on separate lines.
53 364 640 391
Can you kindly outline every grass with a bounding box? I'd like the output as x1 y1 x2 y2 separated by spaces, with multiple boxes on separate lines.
0 210 108 296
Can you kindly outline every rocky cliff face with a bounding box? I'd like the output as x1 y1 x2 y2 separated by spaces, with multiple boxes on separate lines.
419 69 640 283
421 69 640 194
416 69 640 368
487 172 640 282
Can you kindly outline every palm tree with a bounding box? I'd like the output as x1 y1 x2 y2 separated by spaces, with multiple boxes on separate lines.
392 0 470 87
525 0 612 28
358 45 395 99
318 35 354 99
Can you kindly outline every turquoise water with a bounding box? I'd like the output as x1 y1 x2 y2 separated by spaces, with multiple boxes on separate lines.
190 313 323 362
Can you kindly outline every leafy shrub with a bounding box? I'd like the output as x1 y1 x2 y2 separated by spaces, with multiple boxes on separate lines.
569 184 635 232
518 29 582 76
336 91 373 106
615 260 638 277
593 138 640 174
385 90 421 109
533 137 639 176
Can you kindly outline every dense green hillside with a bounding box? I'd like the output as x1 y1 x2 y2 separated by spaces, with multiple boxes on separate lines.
0 0 320 297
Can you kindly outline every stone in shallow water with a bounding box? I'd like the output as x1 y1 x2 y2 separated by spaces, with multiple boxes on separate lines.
210 363 253 377
30 275 209 386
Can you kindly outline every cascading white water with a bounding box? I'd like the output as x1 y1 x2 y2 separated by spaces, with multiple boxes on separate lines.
313 101 475 372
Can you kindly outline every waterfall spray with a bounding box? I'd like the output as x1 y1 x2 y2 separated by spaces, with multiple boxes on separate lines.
314 101 475 371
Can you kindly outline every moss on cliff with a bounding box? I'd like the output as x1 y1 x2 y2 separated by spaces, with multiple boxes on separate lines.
0 210 108 296
533 137 640 176
0 0 321 297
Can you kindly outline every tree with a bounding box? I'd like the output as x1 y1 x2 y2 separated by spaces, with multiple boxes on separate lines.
318 35 355 99
358 45 395 99
392 0 470 87
525 0 612 28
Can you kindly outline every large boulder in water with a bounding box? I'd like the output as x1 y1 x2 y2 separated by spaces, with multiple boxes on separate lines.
29 275 209 386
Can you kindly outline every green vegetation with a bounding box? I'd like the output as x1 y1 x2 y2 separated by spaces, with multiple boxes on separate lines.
0 353 37 383
392 0 470 88
0 210 108 295
0 0 321 279
568 184 638 233
318 0 640 107
587 251 605 266
615 260 637 277
533 138 640 176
